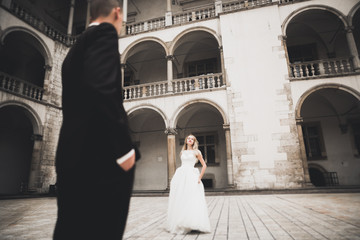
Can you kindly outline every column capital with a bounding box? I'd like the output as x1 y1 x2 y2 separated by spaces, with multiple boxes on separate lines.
70 0 75 7
31 134 43 141
44 64 52 71
166 55 175 61
345 26 355 33
165 127 177 135
278 35 287 41
223 124 230 130
296 117 303 124
218 45 223 52
121 63 127 69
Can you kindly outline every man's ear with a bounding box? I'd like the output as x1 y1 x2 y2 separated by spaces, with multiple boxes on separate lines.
114 7 122 20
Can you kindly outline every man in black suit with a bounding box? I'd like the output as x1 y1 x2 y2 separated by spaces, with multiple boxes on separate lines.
54 0 139 239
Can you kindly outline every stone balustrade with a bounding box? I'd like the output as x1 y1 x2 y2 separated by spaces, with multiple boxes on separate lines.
222 0 272 12
123 73 225 100
289 58 355 79
172 73 224 93
123 80 169 100
278 0 295 3
126 17 166 35
0 72 44 101
173 5 216 25
2 2 76 46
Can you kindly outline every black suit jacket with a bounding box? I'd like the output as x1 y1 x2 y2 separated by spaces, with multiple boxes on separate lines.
56 23 138 180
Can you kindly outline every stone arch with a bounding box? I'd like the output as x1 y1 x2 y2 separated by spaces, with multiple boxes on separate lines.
281 5 349 36
171 98 230 188
127 104 169 129
308 163 327 171
121 37 169 63
169 26 222 55
295 83 360 187
171 98 228 129
348 2 360 56
121 37 169 85
0 101 43 135
348 1 360 26
1 26 53 67
127 105 168 191
0 101 44 194
295 83 360 119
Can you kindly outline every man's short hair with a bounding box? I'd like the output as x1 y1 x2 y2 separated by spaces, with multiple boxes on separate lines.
90 0 122 20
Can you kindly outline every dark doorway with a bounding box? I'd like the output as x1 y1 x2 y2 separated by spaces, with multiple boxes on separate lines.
202 179 213 188
309 168 326 187
0 106 34 195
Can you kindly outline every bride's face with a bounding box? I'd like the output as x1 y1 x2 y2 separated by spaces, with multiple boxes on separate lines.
186 135 195 146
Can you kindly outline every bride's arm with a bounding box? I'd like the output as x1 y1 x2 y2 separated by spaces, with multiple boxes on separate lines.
196 150 207 184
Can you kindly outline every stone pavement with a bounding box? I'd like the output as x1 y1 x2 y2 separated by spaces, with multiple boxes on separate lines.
0 193 360 240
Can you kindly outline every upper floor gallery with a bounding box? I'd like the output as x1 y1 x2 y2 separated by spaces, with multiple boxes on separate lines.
0 0 359 103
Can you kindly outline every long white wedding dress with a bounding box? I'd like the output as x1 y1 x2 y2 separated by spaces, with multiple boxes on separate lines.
167 150 211 234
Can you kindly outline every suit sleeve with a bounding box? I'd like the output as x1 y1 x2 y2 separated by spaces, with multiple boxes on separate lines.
83 23 134 159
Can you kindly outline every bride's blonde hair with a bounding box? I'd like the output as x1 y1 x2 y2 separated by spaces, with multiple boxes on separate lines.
181 134 199 152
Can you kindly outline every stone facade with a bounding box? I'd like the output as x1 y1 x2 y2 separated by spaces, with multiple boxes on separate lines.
1 0 360 194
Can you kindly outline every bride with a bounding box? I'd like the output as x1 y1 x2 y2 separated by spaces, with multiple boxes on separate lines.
167 134 211 234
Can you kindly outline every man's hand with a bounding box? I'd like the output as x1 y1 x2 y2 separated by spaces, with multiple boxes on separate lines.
117 150 136 171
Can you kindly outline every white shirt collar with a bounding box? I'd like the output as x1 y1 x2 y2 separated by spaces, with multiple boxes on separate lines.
89 22 100 27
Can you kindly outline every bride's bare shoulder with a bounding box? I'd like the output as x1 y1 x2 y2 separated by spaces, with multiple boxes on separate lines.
194 149 202 156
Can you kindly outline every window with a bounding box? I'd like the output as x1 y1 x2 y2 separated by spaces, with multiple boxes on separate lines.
302 123 327 160
197 133 217 165
186 58 217 77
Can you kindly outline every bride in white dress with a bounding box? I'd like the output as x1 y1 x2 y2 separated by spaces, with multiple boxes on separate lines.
167 134 211 234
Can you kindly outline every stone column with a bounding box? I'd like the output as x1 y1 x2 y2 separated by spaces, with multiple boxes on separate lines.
167 0 171 11
296 117 312 186
219 46 226 86
120 0 128 36
165 128 177 189
28 134 43 191
121 63 126 87
123 0 128 22
345 26 360 72
165 0 173 26
67 0 75 35
85 0 91 28
223 124 234 187
42 64 52 101
167 55 174 92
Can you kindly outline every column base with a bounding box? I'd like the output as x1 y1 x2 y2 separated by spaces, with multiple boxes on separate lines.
120 22 127 36
303 181 314 188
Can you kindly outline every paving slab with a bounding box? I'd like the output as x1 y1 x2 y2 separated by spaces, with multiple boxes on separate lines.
0 193 360 239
